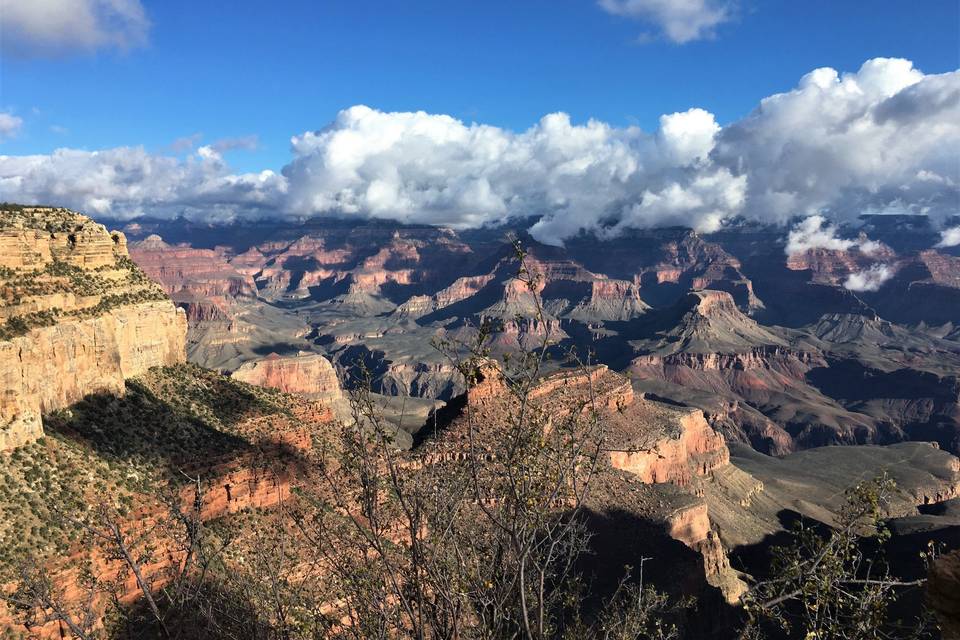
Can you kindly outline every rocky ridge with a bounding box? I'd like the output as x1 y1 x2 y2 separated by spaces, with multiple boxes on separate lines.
230 351 346 411
418 362 749 603
0 206 186 451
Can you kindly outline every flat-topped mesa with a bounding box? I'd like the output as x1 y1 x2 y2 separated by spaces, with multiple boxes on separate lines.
688 289 740 316
0 206 187 451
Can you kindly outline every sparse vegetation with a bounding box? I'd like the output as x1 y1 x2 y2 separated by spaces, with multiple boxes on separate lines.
0 364 302 584
0 239 946 640
0 252 167 340
0 205 86 233
739 475 939 640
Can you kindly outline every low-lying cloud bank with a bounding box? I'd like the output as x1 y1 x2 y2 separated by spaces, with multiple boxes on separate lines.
784 215 889 256
1 57 957 246
936 227 960 248
844 264 895 292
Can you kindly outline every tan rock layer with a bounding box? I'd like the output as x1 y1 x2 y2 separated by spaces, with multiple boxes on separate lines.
230 352 343 402
0 301 187 450
607 410 729 486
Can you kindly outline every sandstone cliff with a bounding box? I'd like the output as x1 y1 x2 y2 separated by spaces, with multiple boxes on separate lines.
421 363 748 603
130 234 257 300
230 351 344 406
0 206 186 450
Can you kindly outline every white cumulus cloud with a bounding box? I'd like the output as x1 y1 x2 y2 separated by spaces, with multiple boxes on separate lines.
0 146 284 220
0 58 957 248
843 264 895 292
657 107 720 164
785 216 892 257
785 215 856 255
0 112 24 140
282 105 740 244
0 0 149 57
598 0 734 43
713 58 959 227
936 226 960 248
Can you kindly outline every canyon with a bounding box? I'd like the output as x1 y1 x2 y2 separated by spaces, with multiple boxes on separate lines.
2 206 959 637
116 214 960 459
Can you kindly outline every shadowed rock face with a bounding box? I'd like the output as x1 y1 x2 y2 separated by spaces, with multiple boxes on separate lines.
929 549 960 638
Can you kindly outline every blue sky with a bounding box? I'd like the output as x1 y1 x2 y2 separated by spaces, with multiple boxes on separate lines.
2 1 958 173
0 1 958 247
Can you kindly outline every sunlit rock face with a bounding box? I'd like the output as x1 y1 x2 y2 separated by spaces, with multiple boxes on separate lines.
230 351 343 403
0 206 186 451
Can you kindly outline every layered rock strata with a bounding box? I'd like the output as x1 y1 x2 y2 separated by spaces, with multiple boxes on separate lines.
421 363 747 603
0 207 186 450
230 351 344 406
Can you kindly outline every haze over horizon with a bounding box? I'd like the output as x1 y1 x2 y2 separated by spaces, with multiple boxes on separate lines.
1 1 958 247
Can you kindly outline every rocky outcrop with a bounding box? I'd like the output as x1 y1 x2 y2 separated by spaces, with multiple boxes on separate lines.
630 346 821 374
373 360 460 399
561 229 762 311
0 208 122 271
786 241 897 286
628 290 786 357
423 362 748 603
394 274 497 318
664 502 747 603
0 207 187 451
230 351 343 404
0 304 187 450
607 409 729 486
573 279 649 320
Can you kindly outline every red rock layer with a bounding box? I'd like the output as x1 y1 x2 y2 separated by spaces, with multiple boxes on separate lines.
0 399 334 638
607 410 729 486
130 235 257 300
230 352 343 402
785 241 897 286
